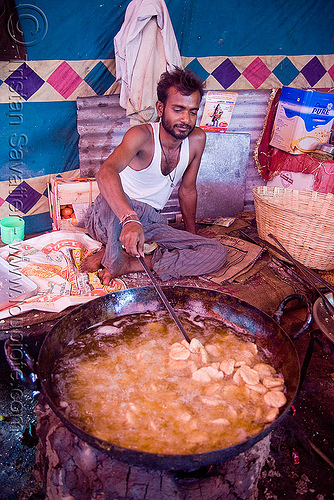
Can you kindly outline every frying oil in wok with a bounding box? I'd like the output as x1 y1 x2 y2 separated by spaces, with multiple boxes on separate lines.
52 310 286 455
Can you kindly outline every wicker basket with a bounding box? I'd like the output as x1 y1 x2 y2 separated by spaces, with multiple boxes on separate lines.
253 186 334 270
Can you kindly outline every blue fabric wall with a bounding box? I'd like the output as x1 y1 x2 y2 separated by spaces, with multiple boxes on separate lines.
21 1 129 60
173 0 334 57
22 0 334 60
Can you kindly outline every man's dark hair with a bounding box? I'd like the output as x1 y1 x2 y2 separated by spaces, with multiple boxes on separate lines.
157 67 205 105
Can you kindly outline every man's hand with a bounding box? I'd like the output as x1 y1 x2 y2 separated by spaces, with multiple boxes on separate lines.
120 221 145 257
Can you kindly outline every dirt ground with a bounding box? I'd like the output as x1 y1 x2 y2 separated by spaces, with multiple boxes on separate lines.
0 219 333 499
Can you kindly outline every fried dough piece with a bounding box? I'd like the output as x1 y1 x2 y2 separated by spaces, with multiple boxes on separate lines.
246 382 268 394
200 347 210 364
169 342 190 360
179 412 192 422
125 410 136 425
233 367 242 384
201 365 224 380
253 363 276 380
204 382 221 396
247 342 258 355
254 406 263 422
211 418 230 425
192 367 211 382
264 407 279 422
264 390 287 408
128 403 139 414
205 344 221 357
201 396 222 406
239 365 260 385
220 359 235 376
236 349 255 366
189 338 205 353
235 360 247 367
262 375 285 389
189 431 209 443
149 420 157 431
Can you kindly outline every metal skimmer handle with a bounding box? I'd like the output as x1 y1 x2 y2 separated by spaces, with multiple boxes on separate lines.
138 255 191 343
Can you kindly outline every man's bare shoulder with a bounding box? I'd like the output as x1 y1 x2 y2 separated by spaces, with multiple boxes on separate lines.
119 124 154 169
193 126 206 140
188 126 206 154
123 123 153 146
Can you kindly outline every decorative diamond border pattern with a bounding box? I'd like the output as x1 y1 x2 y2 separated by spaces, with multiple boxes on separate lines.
0 55 332 234
0 55 333 102
0 170 80 222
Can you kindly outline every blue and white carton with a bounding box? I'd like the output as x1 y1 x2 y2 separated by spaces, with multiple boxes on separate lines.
270 87 334 154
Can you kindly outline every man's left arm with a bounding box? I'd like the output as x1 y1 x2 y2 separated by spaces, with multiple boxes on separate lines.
178 128 206 234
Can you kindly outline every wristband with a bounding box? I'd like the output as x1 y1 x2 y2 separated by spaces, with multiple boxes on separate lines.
119 211 138 225
122 219 143 228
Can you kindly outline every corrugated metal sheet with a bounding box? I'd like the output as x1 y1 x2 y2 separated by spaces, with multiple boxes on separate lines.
226 89 271 208
77 89 270 216
77 95 130 176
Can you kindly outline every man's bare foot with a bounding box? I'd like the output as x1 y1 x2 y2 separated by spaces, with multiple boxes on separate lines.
98 252 153 285
79 246 105 273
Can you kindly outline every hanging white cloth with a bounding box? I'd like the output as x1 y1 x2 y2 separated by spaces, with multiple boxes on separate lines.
114 0 182 125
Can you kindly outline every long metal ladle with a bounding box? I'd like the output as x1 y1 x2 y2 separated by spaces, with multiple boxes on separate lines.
137 255 191 343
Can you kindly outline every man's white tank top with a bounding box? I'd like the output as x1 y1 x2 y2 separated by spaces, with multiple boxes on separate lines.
119 121 189 211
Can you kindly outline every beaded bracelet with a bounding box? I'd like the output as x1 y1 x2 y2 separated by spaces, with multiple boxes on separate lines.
121 219 143 228
119 211 138 225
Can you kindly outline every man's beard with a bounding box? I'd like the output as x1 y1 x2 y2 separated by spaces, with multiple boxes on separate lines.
161 111 194 140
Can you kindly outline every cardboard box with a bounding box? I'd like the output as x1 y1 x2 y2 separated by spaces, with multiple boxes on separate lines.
270 87 334 154
266 171 314 191
48 177 99 231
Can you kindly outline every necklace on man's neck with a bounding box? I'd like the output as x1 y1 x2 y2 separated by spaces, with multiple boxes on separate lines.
159 137 181 188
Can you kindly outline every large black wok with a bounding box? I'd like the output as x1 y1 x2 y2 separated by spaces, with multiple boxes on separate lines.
36 287 303 470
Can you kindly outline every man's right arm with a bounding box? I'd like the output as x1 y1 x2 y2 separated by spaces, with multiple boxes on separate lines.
95 125 150 257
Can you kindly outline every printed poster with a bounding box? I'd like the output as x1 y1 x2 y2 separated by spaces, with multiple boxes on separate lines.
200 91 237 132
